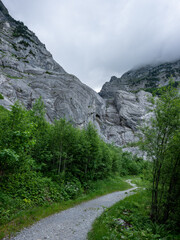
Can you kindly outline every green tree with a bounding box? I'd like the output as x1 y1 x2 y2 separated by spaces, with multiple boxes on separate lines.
30 98 53 173
83 123 101 180
139 82 180 225
0 102 36 176
50 118 75 175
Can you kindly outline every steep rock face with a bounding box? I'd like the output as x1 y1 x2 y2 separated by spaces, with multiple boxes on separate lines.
100 90 153 146
115 90 152 131
100 62 180 98
0 1 158 150
0 0 105 129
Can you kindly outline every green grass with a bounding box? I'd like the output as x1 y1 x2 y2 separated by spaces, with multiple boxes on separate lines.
88 183 180 240
0 177 132 239
0 94 4 99
6 74 22 79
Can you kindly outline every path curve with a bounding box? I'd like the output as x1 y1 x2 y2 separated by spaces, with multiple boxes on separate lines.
9 180 137 240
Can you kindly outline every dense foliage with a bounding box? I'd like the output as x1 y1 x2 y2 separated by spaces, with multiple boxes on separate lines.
139 82 180 230
0 100 146 226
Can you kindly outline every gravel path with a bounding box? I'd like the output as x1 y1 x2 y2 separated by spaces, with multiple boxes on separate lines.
9 180 137 240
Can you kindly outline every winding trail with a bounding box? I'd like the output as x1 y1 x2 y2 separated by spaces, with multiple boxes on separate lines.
10 180 137 240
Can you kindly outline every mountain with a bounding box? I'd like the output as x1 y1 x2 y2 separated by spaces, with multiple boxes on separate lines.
0 0 104 126
0 0 179 151
99 61 180 98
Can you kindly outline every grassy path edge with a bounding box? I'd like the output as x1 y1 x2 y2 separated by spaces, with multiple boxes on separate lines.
88 178 180 240
0 177 134 239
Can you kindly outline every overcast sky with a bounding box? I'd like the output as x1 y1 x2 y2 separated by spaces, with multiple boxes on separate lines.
3 0 180 92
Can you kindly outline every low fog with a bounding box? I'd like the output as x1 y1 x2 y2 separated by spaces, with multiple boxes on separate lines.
4 0 180 91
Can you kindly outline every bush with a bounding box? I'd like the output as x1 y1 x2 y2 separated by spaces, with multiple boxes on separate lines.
0 171 62 205
13 22 30 39
61 179 83 200
120 152 144 176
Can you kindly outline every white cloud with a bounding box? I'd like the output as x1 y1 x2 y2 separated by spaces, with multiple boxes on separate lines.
4 0 180 91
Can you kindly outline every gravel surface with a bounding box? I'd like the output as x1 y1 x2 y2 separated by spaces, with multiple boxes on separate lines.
9 180 137 240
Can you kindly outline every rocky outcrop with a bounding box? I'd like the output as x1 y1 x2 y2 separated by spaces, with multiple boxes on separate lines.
99 62 180 98
99 90 153 146
0 0 105 127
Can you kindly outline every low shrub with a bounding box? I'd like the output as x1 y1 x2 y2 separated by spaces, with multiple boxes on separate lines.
61 179 83 200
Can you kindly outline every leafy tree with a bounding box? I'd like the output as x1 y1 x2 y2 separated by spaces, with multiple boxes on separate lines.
95 141 112 179
30 98 52 172
50 118 76 175
0 102 36 176
83 123 102 180
139 82 180 225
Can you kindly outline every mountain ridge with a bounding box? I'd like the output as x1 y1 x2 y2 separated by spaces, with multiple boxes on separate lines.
0 0 179 151
99 59 180 98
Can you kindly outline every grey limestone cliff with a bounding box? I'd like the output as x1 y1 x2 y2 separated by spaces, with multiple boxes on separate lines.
99 61 180 98
0 0 174 151
0 0 105 127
